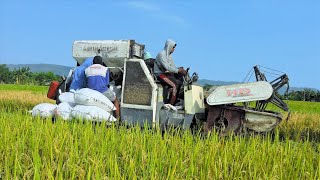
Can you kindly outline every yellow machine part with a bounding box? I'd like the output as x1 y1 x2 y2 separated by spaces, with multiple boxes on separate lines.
184 85 205 114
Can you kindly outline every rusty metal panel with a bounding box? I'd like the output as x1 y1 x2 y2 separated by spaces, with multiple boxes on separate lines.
207 81 273 106
205 106 243 134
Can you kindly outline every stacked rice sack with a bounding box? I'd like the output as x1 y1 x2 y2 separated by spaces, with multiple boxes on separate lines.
30 88 117 122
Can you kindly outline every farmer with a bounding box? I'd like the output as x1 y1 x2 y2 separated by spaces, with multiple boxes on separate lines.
85 56 120 119
154 39 187 105
143 51 155 73
69 57 93 91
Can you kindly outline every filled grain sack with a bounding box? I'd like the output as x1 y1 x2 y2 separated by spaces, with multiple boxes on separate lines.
58 92 76 106
74 88 116 111
71 105 117 122
30 103 57 118
55 102 73 120
109 82 122 101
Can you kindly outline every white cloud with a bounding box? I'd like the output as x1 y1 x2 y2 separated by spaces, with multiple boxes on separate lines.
126 1 187 26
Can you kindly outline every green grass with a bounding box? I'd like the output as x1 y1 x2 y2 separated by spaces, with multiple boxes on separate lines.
243 99 320 115
287 100 320 114
0 85 319 179
0 84 49 93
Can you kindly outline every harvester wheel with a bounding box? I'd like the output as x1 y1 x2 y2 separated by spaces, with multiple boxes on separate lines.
213 117 228 133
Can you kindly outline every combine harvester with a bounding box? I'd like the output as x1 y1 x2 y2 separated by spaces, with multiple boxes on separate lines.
55 40 290 135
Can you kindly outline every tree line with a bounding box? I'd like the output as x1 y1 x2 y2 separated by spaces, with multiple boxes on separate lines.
0 64 61 85
285 89 320 102
203 84 320 102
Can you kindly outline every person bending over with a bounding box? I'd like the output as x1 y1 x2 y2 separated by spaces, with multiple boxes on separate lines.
69 57 93 91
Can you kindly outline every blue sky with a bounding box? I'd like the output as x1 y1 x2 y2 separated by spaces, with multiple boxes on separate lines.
0 0 319 89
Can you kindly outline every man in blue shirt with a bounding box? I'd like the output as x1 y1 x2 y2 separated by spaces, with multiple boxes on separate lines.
85 56 120 119
69 58 93 91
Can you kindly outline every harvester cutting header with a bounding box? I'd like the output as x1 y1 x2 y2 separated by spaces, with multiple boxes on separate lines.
49 39 289 135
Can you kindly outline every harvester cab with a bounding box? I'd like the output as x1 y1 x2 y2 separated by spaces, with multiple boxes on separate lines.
72 40 205 130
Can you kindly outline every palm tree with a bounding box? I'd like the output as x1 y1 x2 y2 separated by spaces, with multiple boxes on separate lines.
12 67 32 84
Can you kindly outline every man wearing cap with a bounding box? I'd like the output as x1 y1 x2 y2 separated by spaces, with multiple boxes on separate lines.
143 51 155 72
85 56 120 119
154 39 187 105
144 52 153 60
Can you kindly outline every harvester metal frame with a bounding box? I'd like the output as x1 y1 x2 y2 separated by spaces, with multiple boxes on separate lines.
53 39 290 135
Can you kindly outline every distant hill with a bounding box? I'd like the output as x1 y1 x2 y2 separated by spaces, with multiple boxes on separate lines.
4 64 319 93
6 64 72 76
198 79 239 86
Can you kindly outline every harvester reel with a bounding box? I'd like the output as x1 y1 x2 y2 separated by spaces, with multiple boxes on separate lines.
253 66 289 112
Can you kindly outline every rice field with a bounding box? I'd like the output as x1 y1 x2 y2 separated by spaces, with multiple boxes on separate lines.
0 84 319 179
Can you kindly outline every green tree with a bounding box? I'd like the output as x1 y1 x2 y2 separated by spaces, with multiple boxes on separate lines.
287 89 320 102
316 91 320 102
33 71 61 85
203 84 213 91
0 64 13 84
12 67 32 84
32 72 46 85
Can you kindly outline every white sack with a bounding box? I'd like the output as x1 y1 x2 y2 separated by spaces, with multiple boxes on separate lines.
31 103 57 118
71 105 117 122
58 92 76 106
55 102 73 120
65 68 75 86
109 82 122 101
74 88 116 111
